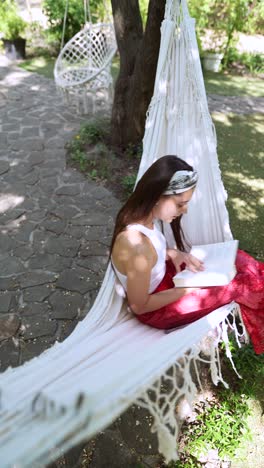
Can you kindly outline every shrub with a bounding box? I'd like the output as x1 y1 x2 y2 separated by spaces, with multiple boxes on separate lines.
226 47 264 74
0 0 27 40
43 0 109 48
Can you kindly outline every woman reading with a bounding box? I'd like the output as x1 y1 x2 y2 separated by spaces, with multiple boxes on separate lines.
111 155 264 354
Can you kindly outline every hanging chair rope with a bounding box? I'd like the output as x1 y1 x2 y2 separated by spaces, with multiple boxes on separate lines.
84 0 92 24
61 0 69 51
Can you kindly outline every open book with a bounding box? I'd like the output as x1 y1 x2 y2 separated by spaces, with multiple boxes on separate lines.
173 240 239 288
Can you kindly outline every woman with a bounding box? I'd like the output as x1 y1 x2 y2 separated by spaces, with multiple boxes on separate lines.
111 155 264 354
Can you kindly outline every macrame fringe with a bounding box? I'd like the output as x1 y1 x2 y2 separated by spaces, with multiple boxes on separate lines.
135 306 247 463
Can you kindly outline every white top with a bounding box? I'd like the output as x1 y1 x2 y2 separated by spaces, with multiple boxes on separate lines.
112 223 167 294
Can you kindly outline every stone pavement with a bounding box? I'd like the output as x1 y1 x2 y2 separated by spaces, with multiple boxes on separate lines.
0 56 263 468
0 56 122 372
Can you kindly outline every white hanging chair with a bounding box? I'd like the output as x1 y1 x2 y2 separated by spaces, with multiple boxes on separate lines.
54 0 117 114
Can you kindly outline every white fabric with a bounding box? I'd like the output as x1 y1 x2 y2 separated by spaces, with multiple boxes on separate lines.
112 223 167 293
0 1 244 466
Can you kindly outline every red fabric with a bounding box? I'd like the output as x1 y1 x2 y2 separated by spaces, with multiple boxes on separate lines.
136 250 264 354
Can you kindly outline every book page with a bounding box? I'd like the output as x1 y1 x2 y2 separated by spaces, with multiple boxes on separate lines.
173 240 238 287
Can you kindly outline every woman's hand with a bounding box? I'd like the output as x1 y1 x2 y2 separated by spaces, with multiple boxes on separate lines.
166 249 204 274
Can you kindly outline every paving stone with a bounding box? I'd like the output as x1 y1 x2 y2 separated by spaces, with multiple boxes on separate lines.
32 229 55 248
45 137 66 149
0 276 20 291
11 222 37 242
62 170 85 183
11 162 34 176
55 184 82 196
0 161 9 174
45 236 80 258
115 405 158 455
11 138 44 151
38 178 60 195
0 292 13 313
75 256 108 273
49 290 84 320
27 210 47 222
20 314 57 339
2 123 19 132
57 319 79 341
20 337 55 365
20 271 57 288
0 338 20 371
28 253 72 272
84 225 112 241
0 256 25 275
19 302 50 317
0 314 20 340
71 213 110 226
13 245 34 261
27 151 45 166
21 127 40 137
79 241 108 257
0 233 14 252
23 284 53 302
89 430 139 468
50 206 81 220
22 170 40 185
42 149 65 160
7 132 20 142
56 267 100 294
64 225 85 239
0 132 7 144
40 216 67 235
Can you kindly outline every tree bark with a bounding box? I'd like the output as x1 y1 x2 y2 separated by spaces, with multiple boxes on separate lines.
110 0 166 149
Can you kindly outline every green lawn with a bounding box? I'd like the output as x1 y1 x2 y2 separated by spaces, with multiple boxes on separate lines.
214 113 264 261
204 70 264 98
18 56 55 78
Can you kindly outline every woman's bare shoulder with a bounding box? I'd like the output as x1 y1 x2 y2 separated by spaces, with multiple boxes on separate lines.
114 229 150 253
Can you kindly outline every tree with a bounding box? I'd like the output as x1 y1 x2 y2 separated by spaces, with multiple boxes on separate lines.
110 0 166 149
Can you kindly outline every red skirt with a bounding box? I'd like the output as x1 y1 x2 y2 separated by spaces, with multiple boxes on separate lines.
136 250 264 355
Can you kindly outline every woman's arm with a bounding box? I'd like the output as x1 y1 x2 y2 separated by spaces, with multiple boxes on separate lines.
125 242 198 316
129 285 197 315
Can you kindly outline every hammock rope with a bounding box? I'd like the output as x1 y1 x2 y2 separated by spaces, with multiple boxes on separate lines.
0 0 245 465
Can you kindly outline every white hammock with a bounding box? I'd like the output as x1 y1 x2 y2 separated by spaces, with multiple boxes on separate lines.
0 1 247 466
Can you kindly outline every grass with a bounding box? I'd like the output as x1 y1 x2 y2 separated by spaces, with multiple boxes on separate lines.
171 341 264 467
18 56 55 78
204 70 264 98
214 113 264 261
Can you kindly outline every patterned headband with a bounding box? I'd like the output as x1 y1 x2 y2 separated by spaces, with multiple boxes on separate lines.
163 170 198 195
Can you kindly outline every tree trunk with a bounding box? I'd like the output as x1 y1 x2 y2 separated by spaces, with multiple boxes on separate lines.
110 0 166 149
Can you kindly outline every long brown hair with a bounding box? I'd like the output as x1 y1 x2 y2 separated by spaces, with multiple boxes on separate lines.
110 155 195 253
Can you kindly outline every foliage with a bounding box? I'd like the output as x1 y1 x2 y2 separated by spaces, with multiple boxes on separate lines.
188 0 264 64
139 0 149 26
226 48 264 74
0 0 27 40
43 0 109 48
189 0 264 36
121 174 137 195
